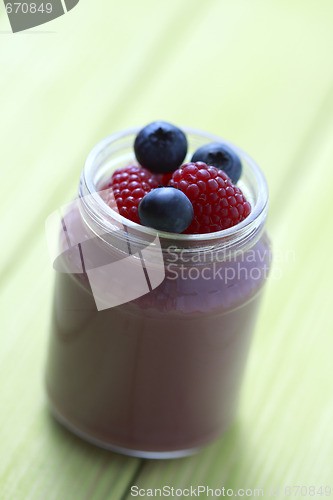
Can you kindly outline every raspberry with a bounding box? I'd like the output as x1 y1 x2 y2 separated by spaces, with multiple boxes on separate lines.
102 165 159 223
169 162 251 234
153 172 174 186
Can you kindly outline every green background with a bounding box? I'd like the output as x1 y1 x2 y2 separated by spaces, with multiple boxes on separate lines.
0 1 332 498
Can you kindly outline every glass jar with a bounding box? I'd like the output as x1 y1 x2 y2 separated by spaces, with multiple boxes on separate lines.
45 127 271 459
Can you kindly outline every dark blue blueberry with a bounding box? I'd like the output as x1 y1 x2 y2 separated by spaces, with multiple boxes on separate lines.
134 121 188 174
138 187 193 233
191 142 242 184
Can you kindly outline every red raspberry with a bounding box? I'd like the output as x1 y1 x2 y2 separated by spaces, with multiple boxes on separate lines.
153 171 174 186
169 162 251 234
102 165 159 223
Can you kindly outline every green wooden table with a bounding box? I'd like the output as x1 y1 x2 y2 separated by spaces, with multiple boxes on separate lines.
1 1 333 498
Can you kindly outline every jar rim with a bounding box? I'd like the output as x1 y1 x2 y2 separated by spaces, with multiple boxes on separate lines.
81 126 268 248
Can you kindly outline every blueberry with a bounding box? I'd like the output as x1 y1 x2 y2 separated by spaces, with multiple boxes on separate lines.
138 187 193 233
134 121 188 174
191 142 242 184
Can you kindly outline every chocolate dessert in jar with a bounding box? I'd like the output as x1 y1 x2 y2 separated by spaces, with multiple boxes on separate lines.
45 122 271 458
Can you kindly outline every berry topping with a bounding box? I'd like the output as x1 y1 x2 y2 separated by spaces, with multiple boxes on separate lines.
138 187 194 233
134 121 188 174
191 142 242 184
169 162 251 234
104 165 159 223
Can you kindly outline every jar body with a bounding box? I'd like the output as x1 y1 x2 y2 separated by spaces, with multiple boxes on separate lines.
45 128 271 458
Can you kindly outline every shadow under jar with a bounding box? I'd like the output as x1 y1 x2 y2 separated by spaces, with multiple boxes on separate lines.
45 127 271 459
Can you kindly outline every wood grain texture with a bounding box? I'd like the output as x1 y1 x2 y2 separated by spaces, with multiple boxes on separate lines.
1 0 333 498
